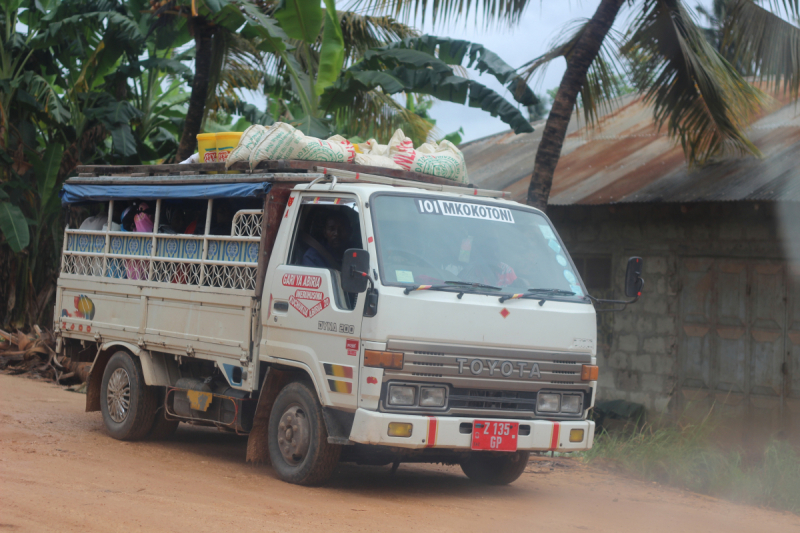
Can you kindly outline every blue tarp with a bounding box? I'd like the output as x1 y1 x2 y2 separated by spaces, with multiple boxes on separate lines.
60 182 272 204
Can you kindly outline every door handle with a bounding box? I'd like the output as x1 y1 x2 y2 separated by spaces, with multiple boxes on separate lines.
273 301 289 312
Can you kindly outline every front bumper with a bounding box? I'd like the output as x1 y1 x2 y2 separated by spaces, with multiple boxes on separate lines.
348 408 595 451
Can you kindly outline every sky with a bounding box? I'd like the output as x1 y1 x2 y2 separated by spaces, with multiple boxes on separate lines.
410 0 717 143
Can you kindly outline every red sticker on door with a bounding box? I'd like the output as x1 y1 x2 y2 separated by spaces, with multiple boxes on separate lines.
346 339 359 356
289 293 330 318
282 273 322 288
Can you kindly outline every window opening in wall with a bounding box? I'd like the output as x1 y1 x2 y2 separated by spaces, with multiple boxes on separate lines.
573 255 613 290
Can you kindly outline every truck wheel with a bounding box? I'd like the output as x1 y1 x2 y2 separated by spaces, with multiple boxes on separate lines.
267 381 341 485
100 351 157 441
148 408 179 440
460 451 530 485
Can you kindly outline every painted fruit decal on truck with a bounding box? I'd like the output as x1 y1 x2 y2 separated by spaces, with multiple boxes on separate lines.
61 295 95 332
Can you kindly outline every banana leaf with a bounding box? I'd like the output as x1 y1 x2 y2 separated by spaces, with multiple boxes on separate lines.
0 202 29 253
274 0 324 44
315 0 345 96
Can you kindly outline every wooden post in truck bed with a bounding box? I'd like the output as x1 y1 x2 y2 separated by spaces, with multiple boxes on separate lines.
247 184 292 464
254 184 292 300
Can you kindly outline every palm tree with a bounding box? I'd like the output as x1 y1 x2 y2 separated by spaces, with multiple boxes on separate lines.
350 0 797 209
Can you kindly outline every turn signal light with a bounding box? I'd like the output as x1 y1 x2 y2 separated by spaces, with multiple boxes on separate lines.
364 350 404 370
569 429 585 442
388 422 413 437
581 365 599 381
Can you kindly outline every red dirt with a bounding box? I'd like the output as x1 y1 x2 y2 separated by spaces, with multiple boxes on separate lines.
1 374 798 533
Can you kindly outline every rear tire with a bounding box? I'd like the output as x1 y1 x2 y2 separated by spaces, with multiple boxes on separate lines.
267 381 341 485
100 351 157 441
460 451 530 485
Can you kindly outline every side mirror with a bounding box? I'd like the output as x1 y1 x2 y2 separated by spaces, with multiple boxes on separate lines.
625 257 644 298
342 248 370 293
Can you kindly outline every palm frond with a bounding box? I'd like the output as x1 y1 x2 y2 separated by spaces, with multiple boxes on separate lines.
205 30 263 121
341 0 533 28
331 88 433 142
624 0 764 164
339 12 419 64
520 19 628 126
722 0 800 97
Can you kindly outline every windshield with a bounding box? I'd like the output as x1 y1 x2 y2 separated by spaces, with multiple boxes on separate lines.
371 194 585 299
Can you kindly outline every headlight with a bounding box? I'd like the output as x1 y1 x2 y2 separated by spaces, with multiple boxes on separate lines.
537 392 561 413
388 385 416 406
561 394 582 413
419 387 446 407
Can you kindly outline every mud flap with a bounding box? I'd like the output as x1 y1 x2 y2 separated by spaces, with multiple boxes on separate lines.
246 367 291 464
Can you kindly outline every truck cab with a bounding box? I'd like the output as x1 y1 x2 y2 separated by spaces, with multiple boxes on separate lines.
56 162 639 485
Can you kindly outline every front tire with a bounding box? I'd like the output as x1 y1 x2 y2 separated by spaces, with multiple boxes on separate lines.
267 381 341 485
100 351 157 441
460 451 530 485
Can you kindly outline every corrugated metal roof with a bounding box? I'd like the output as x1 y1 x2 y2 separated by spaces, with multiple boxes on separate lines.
461 94 800 204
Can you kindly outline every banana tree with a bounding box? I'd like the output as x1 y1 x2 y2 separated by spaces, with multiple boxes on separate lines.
320 35 537 139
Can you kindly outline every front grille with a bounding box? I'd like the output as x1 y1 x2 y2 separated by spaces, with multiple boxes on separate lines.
448 388 537 412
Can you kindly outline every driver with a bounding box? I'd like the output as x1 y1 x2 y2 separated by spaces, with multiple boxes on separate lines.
302 210 351 270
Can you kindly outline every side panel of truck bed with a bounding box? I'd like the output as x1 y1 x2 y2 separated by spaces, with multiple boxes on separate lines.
58 276 254 363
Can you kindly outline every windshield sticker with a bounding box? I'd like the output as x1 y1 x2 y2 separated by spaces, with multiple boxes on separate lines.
415 199 515 224
570 284 584 296
563 270 577 284
395 270 415 283
538 224 556 240
556 254 567 266
548 239 562 253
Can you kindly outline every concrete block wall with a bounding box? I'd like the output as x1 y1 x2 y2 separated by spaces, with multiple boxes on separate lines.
548 202 796 414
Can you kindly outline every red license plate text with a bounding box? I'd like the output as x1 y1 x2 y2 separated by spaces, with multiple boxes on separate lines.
471 420 519 451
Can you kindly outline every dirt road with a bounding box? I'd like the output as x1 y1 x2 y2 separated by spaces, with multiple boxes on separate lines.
1 375 798 533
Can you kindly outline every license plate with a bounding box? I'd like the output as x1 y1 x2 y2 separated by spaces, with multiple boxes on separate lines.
471 420 519 451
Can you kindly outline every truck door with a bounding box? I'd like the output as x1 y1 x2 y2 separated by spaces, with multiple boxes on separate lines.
265 194 365 409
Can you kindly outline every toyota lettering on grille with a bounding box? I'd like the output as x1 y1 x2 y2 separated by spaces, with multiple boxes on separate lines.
455 358 542 378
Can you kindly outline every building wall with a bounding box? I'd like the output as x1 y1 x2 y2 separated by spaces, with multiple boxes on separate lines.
549 202 800 418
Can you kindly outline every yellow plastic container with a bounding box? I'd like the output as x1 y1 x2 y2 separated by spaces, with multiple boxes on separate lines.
215 131 243 173
196 133 217 164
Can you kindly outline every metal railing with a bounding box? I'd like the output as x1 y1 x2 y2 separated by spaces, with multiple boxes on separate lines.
60 200 262 291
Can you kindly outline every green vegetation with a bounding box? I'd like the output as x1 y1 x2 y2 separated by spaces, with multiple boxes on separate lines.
584 416 800 513
0 0 534 328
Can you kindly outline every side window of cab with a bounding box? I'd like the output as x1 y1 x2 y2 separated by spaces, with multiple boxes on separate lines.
288 195 363 310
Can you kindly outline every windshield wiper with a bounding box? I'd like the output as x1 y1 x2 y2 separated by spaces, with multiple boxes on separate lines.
444 281 502 291
527 288 575 296
498 288 576 305
403 281 501 298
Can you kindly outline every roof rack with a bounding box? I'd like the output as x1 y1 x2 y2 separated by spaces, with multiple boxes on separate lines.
71 159 511 200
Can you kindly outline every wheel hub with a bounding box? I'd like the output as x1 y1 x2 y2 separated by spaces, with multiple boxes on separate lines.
277 405 310 465
106 368 131 423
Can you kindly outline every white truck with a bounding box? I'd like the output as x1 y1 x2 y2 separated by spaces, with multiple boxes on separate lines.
55 160 643 485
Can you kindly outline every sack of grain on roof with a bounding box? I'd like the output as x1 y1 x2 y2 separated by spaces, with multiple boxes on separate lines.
387 129 468 183
223 124 273 169
352 138 403 170
248 123 356 169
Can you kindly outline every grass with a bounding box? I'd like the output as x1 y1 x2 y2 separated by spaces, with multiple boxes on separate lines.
582 414 800 513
